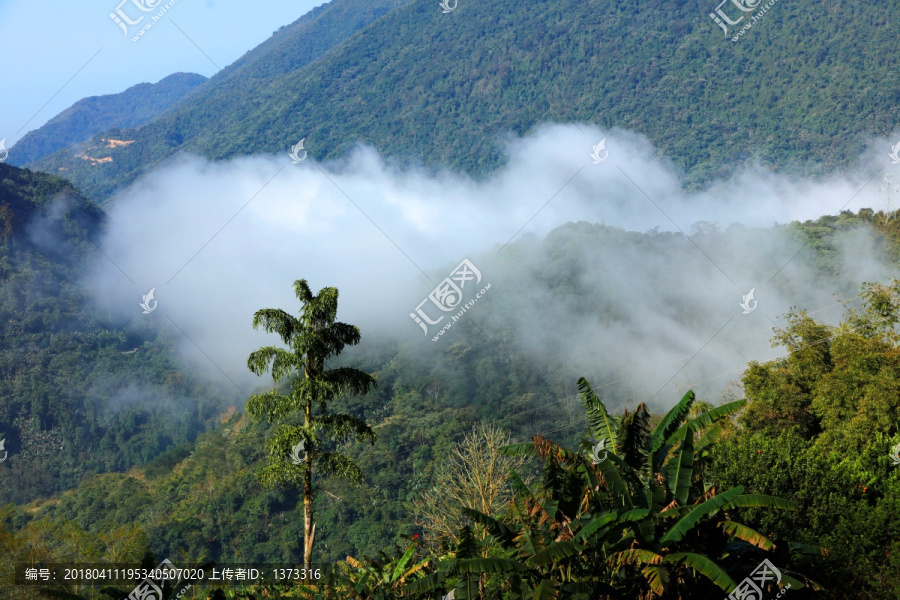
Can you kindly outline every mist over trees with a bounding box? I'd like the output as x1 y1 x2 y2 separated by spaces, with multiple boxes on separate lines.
5 272 900 599
1 0 899 591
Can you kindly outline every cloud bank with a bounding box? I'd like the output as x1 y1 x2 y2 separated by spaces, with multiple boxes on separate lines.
81 123 900 406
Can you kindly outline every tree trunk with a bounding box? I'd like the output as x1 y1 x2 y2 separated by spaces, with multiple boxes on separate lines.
304 394 314 570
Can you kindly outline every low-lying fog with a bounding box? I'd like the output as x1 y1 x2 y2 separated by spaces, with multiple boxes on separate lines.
81 123 900 409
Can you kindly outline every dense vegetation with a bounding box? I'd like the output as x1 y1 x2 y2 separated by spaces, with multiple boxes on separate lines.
3 161 900 598
707 279 900 598
2 248 898 598
7 73 207 167
27 0 900 202
4 0 899 594
0 163 233 505
6 277 900 599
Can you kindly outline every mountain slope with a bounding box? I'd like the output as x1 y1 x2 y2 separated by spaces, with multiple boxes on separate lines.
11 209 900 570
0 163 232 504
7 73 207 166
30 0 900 202
24 0 415 201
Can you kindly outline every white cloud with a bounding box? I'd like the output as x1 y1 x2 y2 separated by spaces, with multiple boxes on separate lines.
81 124 899 405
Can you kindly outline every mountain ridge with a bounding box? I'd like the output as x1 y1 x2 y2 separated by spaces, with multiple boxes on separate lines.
7 73 207 167
25 0 900 202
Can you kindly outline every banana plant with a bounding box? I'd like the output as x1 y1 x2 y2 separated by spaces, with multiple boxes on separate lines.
572 381 811 598
343 543 435 599
416 383 816 599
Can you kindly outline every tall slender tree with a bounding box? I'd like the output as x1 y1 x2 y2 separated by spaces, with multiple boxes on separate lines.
247 280 376 570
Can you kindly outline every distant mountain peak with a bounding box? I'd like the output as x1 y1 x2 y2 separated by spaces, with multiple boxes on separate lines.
8 72 207 166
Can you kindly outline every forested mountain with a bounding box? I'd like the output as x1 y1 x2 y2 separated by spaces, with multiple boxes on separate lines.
0 163 234 504
3 201 899 599
8 274 900 598
6 73 207 166
26 0 900 202
22 0 416 201
4 0 900 595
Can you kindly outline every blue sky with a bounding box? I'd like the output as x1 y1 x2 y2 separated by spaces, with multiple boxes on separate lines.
0 0 323 147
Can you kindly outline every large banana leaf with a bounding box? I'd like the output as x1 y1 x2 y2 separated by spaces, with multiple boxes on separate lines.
664 552 736 591
453 570 481 600
609 548 663 568
667 428 694 506
640 478 667 515
659 486 744 544
390 544 416 582
655 504 693 519
574 511 621 542
617 507 654 544
461 507 517 544
718 521 774 550
575 456 604 492
532 577 561 600
501 442 539 457
634 504 658 545
577 377 619 454
618 508 653 522
526 540 586 568
694 423 724 454
515 520 540 559
656 400 747 465
650 390 695 454
541 498 560 522
684 400 747 434
592 451 633 510
663 400 748 448
618 403 651 473
641 564 670 596
401 570 447 594
509 469 535 500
